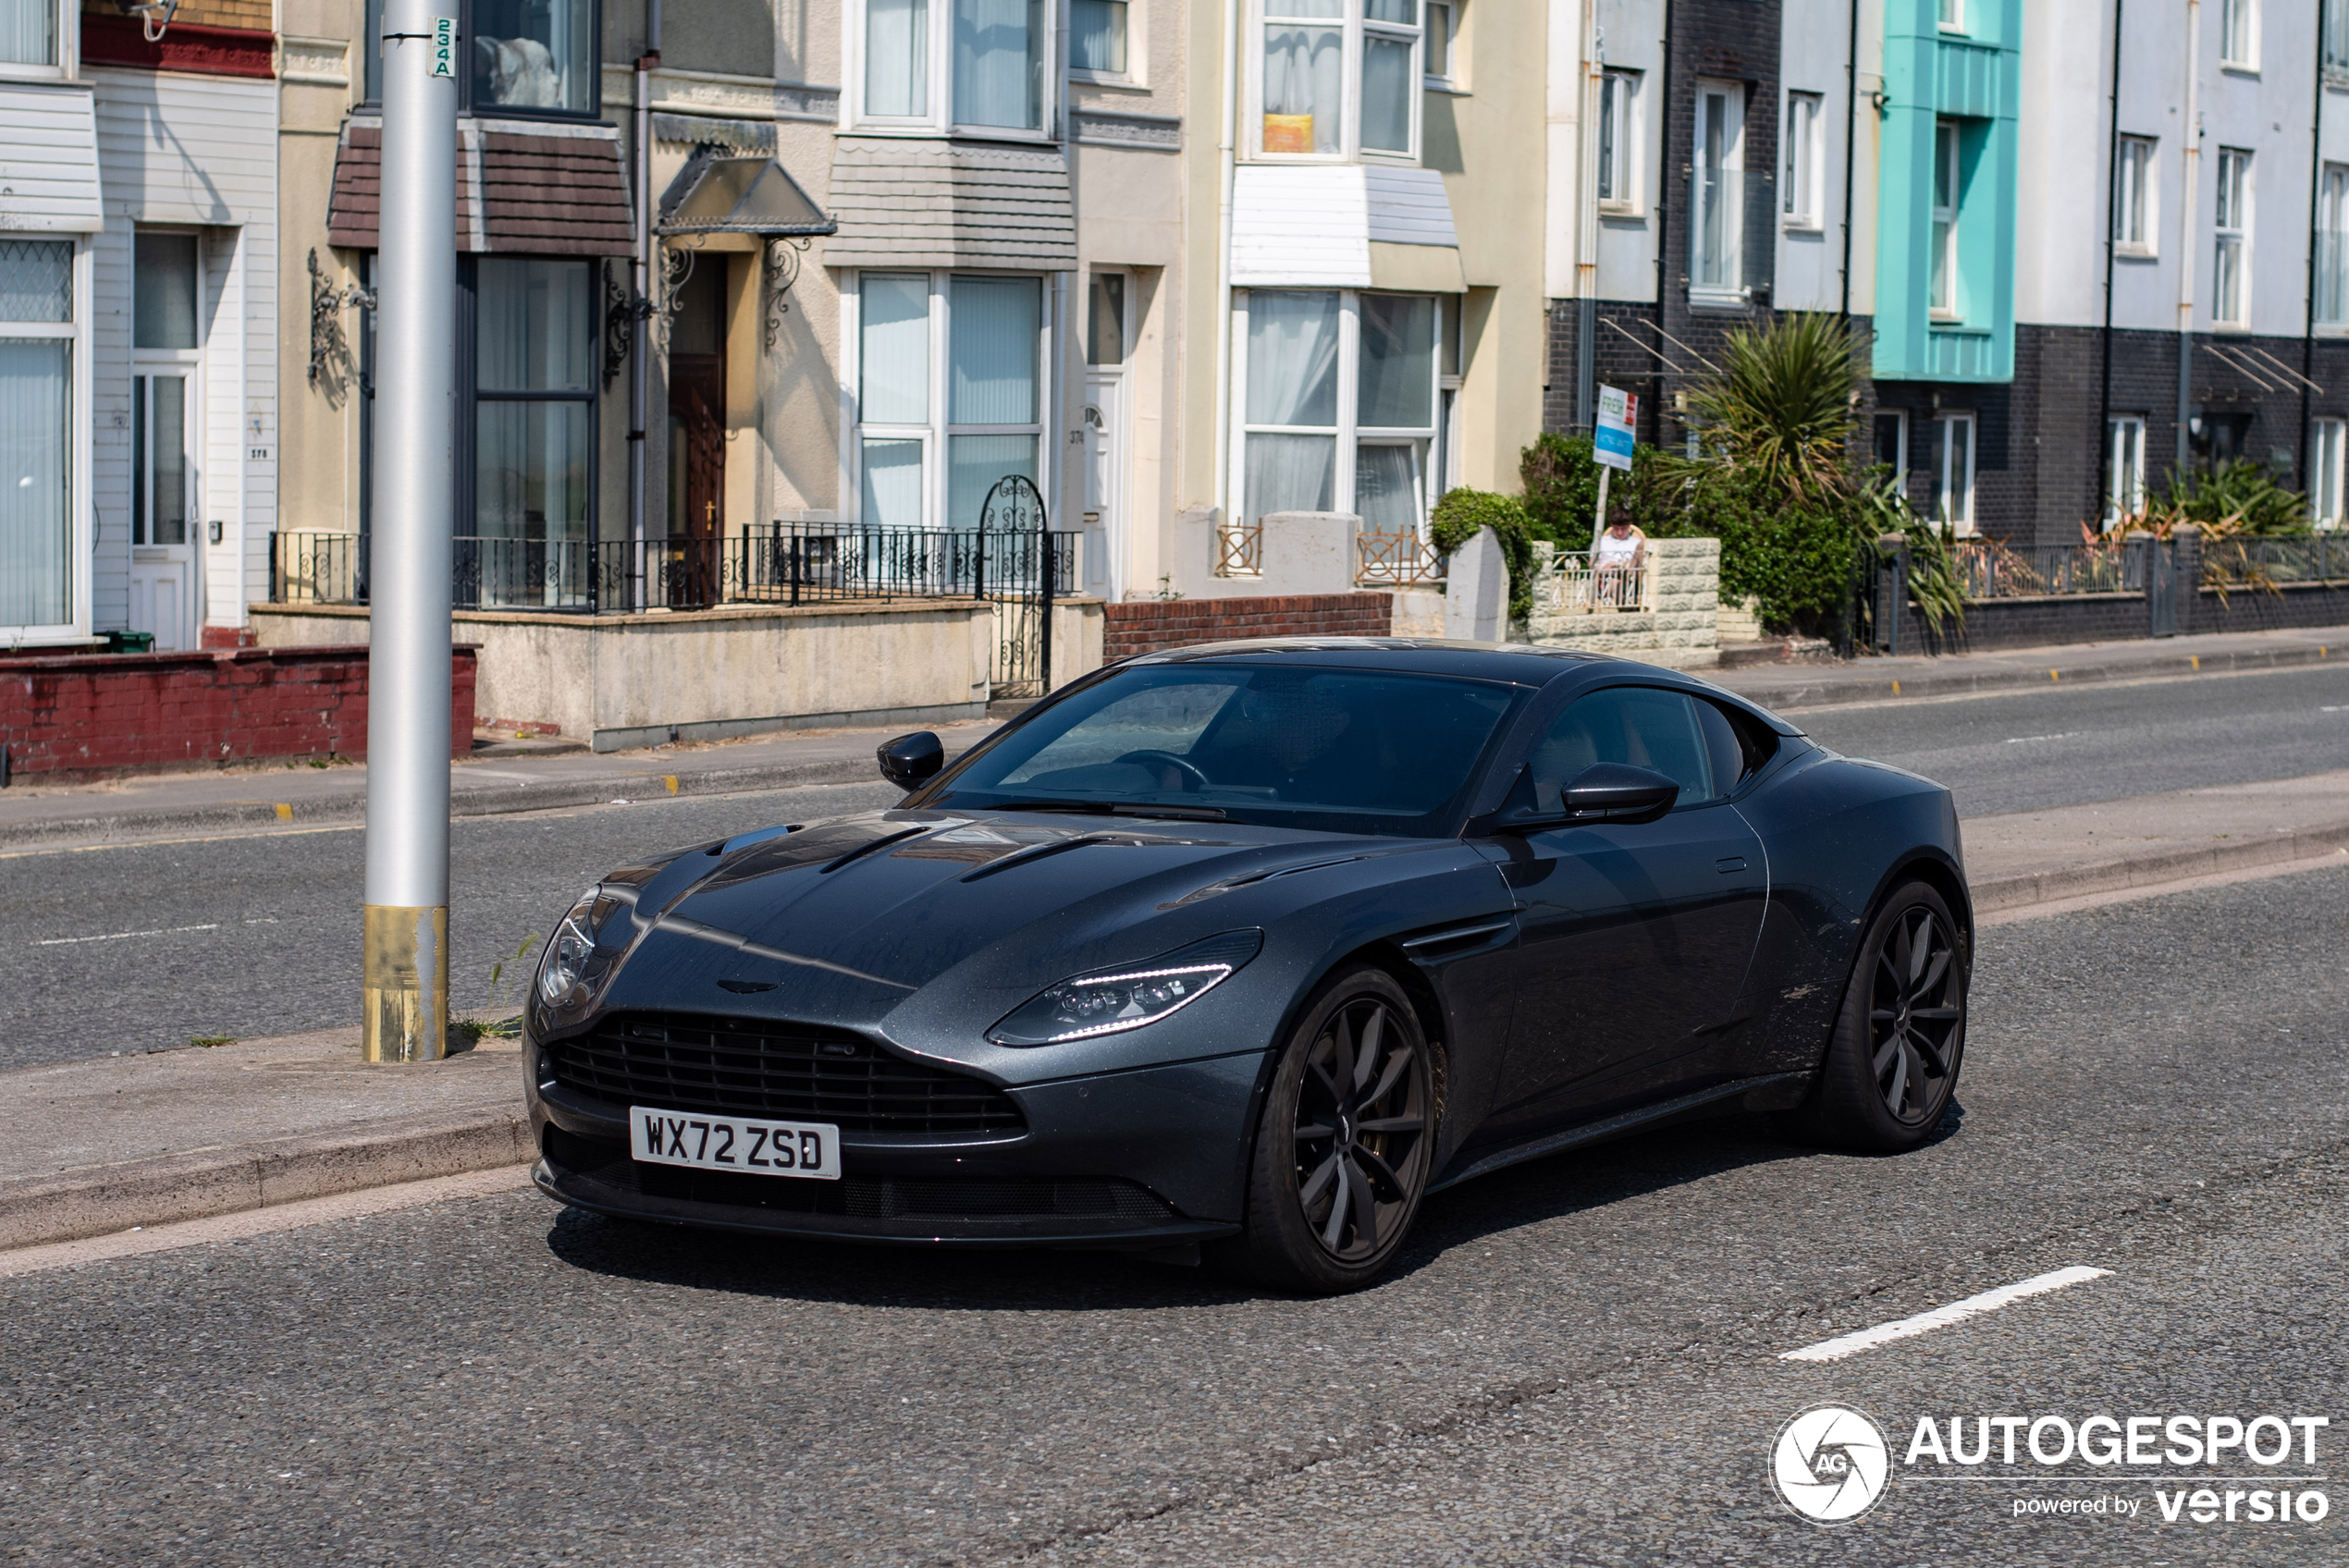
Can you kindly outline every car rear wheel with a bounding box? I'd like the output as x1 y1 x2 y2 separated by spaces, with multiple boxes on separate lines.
1212 967 1435 1293
1790 879 1968 1153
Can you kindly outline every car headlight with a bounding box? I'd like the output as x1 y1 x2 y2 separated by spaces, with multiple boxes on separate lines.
537 886 641 1009
987 930 1263 1047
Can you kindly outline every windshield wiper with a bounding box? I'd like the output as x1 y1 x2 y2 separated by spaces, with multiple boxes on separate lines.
954 798 1228 822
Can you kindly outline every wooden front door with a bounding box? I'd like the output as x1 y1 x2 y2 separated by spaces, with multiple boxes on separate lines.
667 353 725 606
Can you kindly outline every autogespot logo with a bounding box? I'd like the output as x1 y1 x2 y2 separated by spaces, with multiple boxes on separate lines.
1773 1404 1893 1525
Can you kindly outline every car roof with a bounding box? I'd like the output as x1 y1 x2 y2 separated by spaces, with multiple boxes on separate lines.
1120 637 1804 733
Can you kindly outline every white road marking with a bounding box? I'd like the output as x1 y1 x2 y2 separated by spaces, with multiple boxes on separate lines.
38 923 219 947
0 1164 538 1278
2002 732 2079 744
1778 1266 2112 1362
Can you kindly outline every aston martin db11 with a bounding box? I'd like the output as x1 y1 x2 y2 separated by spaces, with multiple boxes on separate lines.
526 639 1969 1291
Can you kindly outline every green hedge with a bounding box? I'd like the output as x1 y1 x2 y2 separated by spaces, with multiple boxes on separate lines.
1429 488 1535 624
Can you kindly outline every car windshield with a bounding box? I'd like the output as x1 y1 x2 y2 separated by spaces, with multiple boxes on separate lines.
931 664 1524 836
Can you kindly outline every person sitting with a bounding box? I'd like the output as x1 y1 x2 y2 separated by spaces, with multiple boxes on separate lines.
1591 505 1647 609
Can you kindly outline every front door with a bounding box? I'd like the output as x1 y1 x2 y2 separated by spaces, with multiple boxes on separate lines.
1485 685 1768 1130
129 371 198 650
1081 376 1122 598
667 354 725 609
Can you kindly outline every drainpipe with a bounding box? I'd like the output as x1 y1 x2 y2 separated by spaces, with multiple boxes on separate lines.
1575 0 1600 431
1212 0 1240 530
1654 0 1674 435
2302 12 2324 492
1839 0 1859 321
2174 0 2199 476
629 0 662 591
2098 0 2124 525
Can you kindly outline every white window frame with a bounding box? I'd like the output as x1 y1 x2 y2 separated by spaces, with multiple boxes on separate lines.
843 269 1055 531
1068 0 1138 86
1226 288 1444 548
845 0 1060 140
0 0 72 80
2214 146 2252 329
1781 90 1824 230
2105 414 2146 527
0 235 88 643
1597 68 1640 214
1873 408 1908 475
2313 418 2345 528
2220 0 2258 70
2115 135 2158 257
1935 410 1975 536
1936 0 1964 31
2327 0 2349 78
2319 164 2349 326
1930 117 1961 320
1690 78 1744 302
1422 0 1456 89
1251 0 1424 165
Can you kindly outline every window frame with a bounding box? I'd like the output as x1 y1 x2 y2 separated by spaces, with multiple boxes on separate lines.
1251 0 1425 165
1597 68 1640 214
850 0 1061 139
363 0 604 120
129 228 204 551
0 0 66 79
2327 0 2349 79
1422 0 1456 89
2105 413 2146 527
2316 417 2347 529
1068 0 1137 87
1781 89 1824 230
845 268 1055 531
1929 117 1961 320
1936 0 1964 31
2220 0 2258 70
1934 410 1976 536
0 234 87 643
2214 146 2253 329
461 255 600 562
2319 164 2349 326
1227 286 1445 548
2114 135 2158 257
1872 408 1908 475
1690 78 1745 302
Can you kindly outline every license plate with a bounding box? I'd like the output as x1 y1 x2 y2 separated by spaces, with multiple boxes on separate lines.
629 1106 842 1181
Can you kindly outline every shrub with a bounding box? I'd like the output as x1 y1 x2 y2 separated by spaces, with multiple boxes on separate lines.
1430 487 1536 623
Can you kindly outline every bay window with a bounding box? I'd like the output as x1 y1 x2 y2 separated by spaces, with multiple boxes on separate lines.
0 238 71 632
1235 288 1440 545
1691 80 1743 299
1259 0 1423 162
856 0 1051 134
0 0 55 66
365 0 599 116
853 272 1047 530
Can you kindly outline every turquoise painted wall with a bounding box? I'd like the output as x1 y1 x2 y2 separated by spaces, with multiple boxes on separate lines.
1874 0 2022 384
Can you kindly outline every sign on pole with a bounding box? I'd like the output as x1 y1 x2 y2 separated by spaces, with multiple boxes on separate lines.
1591 385 1637 547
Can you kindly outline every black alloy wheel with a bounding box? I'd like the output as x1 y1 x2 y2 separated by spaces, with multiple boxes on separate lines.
1790 879 1969 1153
1868 903 1962 1125
1215 966 1436 1292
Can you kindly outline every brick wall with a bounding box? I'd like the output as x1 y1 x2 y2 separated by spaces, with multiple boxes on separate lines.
1102 594 1394 662
0 647 478 780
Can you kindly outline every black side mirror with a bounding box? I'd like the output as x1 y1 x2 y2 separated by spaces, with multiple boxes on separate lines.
877 731 944 790
1475 761 1681 834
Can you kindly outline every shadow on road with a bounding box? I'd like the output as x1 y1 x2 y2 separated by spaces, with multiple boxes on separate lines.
538 1108 1906 1309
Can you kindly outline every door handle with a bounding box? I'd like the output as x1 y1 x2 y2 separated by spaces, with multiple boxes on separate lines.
1716 857 1747 874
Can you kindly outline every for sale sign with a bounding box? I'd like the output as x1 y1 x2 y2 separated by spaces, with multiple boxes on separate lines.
1594 385 1638 471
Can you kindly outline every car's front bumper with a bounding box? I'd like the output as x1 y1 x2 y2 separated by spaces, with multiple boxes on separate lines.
524 1037 1266 1249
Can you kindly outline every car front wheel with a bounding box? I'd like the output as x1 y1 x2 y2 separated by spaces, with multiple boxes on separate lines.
1792 879 1969 1153
1213 966 1436 1293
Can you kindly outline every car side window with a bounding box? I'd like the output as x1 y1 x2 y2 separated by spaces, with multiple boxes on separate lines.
1528 687 1717 811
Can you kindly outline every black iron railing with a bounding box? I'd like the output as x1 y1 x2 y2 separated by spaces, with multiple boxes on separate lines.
269 525 1080 615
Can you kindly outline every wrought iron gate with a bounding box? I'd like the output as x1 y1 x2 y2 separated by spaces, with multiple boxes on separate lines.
974 474 1075 700
2145 537 2177 637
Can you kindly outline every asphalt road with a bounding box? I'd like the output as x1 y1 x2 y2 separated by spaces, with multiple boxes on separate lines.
1787 661 2349 816
4 855 2343 1564
6 665 2349 1070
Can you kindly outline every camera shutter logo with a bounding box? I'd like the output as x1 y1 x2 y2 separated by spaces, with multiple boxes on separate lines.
1772 1405 1892 1525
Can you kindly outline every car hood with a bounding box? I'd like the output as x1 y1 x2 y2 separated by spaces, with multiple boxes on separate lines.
582 810 1423 1032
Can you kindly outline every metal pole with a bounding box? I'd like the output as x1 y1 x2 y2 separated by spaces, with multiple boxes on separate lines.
1040 525 1055 696
362 0 458 1064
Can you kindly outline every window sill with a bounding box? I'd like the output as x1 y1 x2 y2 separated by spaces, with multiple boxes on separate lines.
1068 71 1145 92
2311 322 2349 337
848 124 1061 146
2220 62 2260 78
0 64 68 84
1598 204 1645 223
1781 220 1826 235
1688 287 1748 311
1423 79 1470 95
2211 322 2256 335
2115 246 2158 262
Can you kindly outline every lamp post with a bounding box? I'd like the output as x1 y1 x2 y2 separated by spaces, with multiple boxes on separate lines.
362 0 458 1063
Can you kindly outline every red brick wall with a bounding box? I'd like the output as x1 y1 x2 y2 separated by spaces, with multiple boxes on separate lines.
0 646 477 779
1102 594 1395 662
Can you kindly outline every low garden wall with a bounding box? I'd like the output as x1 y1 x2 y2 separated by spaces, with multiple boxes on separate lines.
0 645 477 780
1101 594 1394 662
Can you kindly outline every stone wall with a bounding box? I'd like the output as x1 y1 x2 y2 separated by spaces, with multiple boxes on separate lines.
1526 537 1721 668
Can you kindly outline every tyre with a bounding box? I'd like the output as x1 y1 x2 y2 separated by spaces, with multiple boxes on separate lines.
1212 966 1437 1292
1790 879 1969 1153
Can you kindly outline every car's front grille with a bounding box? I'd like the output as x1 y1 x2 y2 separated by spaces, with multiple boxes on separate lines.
612 1163 1178 1224
546 1012 1025 1136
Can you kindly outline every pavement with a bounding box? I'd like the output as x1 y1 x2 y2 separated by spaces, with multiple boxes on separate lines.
1 625 2341 849
4 863 2344 1565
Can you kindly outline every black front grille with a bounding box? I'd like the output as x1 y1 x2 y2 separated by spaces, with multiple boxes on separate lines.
547 1012 1025 1135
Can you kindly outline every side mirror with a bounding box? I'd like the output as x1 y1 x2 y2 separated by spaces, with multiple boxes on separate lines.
877 731 944 790
1476 761 1681 834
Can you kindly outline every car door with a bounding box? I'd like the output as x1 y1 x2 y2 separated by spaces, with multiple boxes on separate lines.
1485 685 1767 1127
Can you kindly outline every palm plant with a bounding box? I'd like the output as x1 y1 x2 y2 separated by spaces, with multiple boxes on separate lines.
1676 313 1863 502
